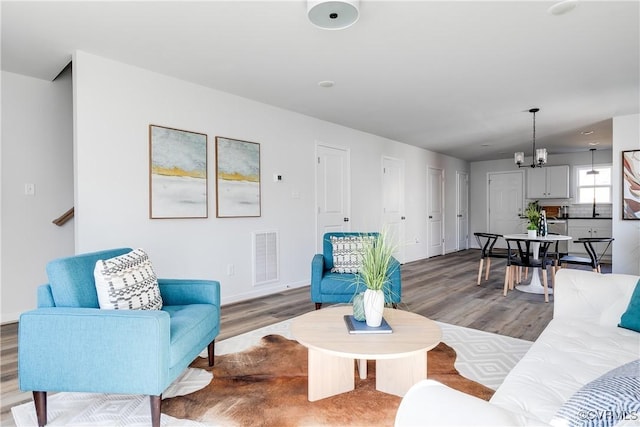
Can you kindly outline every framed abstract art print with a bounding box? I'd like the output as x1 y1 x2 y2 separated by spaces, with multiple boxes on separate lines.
215 136 261 218
149 125 208 219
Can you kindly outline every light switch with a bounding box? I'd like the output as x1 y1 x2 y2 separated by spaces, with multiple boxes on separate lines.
24 183 35 196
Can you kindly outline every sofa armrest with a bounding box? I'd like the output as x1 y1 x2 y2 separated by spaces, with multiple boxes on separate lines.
395 380 539 426
19 307 171 396
37 284 55 308
158 279 220 306
311 254 326 302
553 269 638 326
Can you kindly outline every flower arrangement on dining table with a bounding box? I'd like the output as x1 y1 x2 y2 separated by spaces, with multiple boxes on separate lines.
525 201 541 232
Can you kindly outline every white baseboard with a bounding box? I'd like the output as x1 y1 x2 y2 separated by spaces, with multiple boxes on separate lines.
221 280 309 306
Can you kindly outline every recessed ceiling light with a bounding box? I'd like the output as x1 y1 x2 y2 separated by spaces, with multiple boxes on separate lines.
588 141 600 146
548 0 578 16
318 80 335 88
581 130 594 135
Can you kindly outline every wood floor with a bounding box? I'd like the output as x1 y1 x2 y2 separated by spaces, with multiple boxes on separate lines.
2 248 578 425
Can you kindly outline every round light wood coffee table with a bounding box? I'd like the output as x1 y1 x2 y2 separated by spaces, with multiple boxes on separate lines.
291 305 442 401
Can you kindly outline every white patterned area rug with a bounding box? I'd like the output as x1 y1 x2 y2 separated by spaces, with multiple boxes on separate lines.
12 316 532 427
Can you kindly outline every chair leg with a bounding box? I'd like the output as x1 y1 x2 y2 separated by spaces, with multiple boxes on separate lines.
542 270 549 303
315 303 322 310
33 391 47 427
150 395 161 427
208 340 215 366
503 266 510 296
477 258 484 285
484 258 492 281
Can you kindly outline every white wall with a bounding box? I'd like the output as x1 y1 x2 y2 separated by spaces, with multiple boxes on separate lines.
1 69 75 323
612 113 640 275
72 51 468 310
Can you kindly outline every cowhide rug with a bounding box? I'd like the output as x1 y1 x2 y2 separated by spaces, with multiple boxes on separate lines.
162 334 494 426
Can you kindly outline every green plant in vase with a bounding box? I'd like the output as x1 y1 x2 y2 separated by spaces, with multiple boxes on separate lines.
525 201 541 236
357 232 396 327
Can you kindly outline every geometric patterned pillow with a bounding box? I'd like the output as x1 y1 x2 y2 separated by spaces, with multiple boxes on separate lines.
330 235 374 274
550 359 640 427
93 248 163 310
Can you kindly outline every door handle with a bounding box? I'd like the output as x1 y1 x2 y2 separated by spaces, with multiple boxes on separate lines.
428 216 433 219
457 214 463 217
343 218 349 222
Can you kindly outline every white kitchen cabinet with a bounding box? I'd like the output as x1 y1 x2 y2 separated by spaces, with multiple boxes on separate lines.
567 219 613 260
527 165 569 199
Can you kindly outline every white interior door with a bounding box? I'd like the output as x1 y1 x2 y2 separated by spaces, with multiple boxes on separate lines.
316 144 350 252
427 167 444 257
488 171 525 239
382 156 405 263
456 171 469 251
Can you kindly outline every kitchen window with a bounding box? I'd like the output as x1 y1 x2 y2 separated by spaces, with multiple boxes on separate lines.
575 164 612 204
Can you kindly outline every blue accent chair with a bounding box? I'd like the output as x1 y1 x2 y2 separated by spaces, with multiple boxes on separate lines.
311 232 401 309
18 248 221 427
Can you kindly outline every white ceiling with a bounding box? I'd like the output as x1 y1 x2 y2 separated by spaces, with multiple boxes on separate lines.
2 1 638 162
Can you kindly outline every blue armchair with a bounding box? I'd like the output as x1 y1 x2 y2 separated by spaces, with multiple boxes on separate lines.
18 248 221 427
311 232 401 309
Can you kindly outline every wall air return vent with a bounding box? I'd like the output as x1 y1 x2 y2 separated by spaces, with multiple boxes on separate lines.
253 230 279 286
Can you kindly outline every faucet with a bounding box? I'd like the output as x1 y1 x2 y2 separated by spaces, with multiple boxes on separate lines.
592 199 599 217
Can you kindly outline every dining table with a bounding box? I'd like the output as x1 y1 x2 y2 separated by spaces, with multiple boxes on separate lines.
502 233 572 295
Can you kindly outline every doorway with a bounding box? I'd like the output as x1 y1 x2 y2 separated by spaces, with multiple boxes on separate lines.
487 171 525 237
427 167 444 257
382 156 406 263
315 144 351 252
456 171 469 251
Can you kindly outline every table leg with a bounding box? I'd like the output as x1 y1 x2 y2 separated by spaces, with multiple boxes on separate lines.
357 358 367 379
376 352 427 397
307 348 354 401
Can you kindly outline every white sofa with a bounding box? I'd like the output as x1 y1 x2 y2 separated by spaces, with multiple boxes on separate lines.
395 269 640 426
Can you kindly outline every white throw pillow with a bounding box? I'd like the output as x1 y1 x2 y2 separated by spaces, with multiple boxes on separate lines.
94 248 163 310
330 235 374 274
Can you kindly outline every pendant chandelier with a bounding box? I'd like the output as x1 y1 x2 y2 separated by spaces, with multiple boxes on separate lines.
587 148 600 175
515 108 548 168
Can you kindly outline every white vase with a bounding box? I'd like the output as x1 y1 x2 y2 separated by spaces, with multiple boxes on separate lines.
363 289 385 327
527 229 537 238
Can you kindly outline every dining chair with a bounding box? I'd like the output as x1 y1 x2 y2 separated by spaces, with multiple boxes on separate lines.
518 235 561 283
504 238 555 302
474 233 511 285
545 233 562 274
559 237 614 273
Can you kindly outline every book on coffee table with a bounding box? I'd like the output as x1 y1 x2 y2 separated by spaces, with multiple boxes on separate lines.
343 315 393 334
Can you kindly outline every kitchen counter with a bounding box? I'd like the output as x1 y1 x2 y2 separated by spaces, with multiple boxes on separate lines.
562 217 612 220
519 216 613 221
